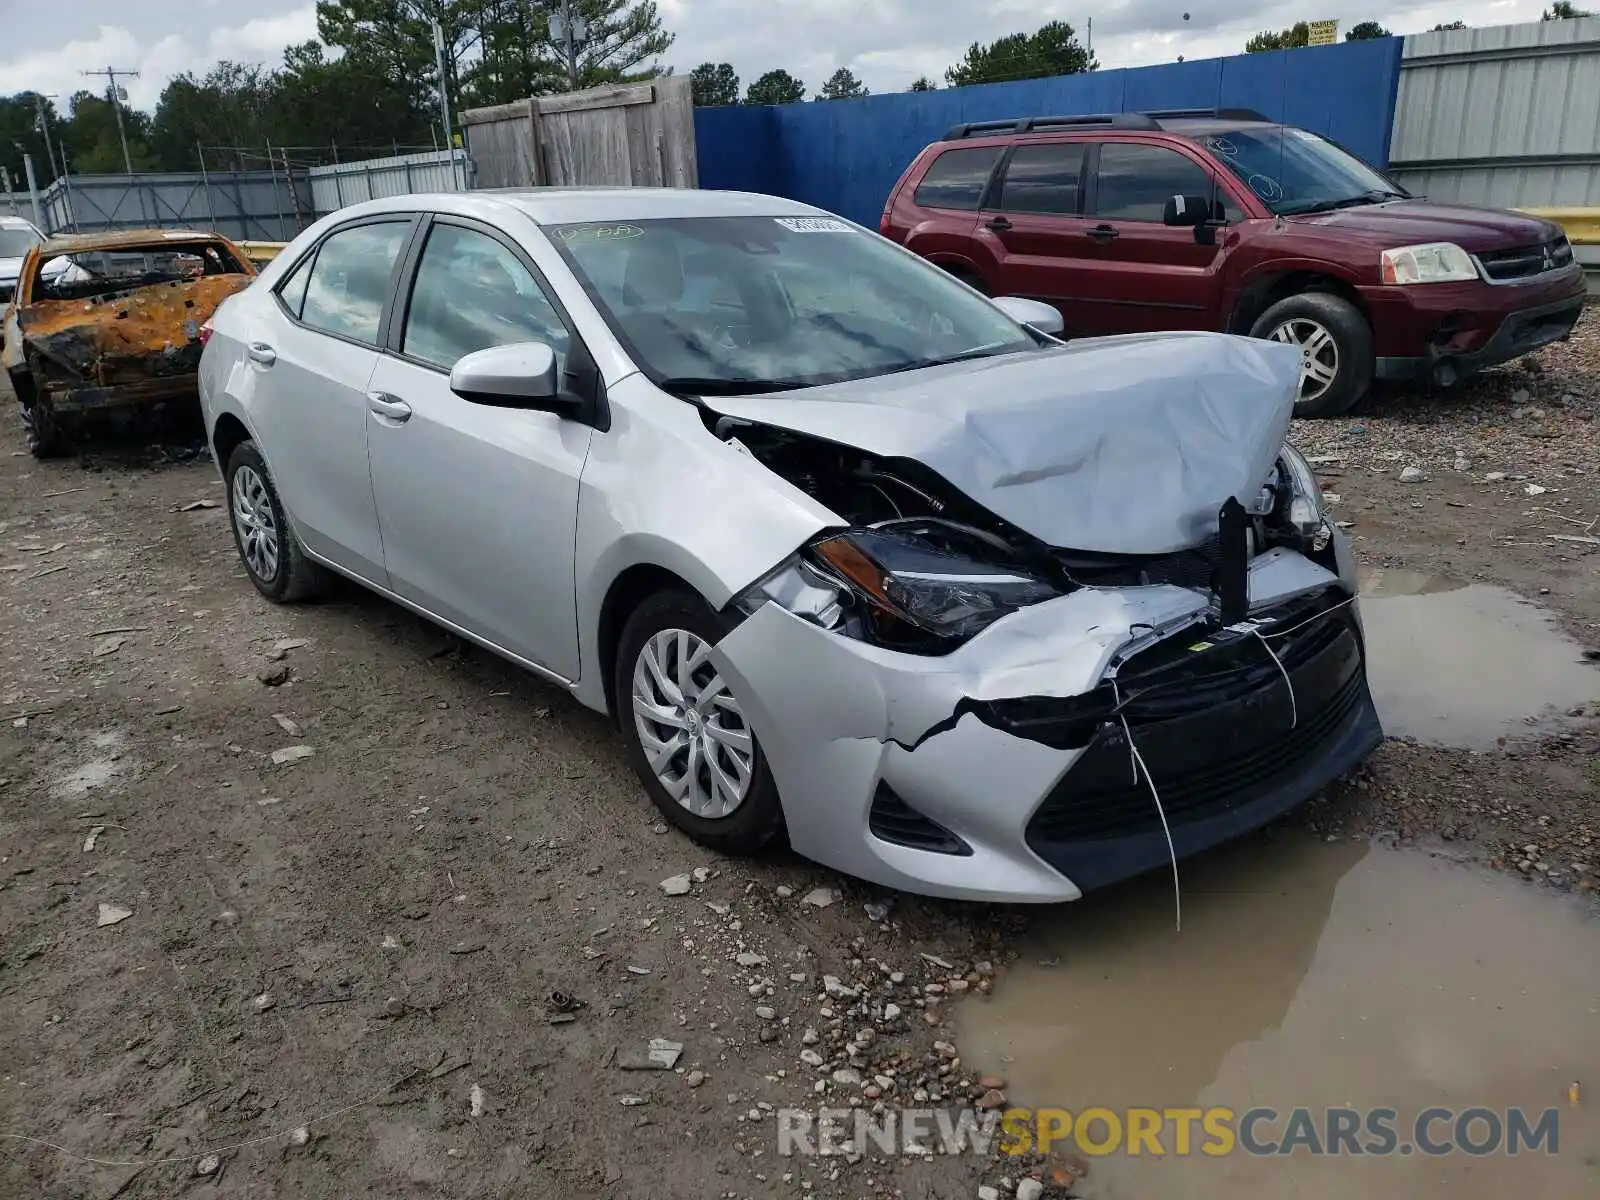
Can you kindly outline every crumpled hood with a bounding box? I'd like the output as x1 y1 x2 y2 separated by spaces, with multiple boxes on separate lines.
707 331 1301 555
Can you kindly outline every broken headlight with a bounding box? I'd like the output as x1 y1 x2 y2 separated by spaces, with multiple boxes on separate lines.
807 526 1061 649
1276 444 1332 552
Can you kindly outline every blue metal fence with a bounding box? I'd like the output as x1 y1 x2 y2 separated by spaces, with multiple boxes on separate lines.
695 38 1406 228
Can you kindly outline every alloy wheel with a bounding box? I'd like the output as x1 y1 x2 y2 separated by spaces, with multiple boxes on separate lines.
1268 317 1340 405
231 464 281 582
631 628 755 819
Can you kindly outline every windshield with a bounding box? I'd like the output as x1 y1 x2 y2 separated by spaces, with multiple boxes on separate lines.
0 228 41 258
35 242 245 301
1201 127 1406 215
545 216 1038 393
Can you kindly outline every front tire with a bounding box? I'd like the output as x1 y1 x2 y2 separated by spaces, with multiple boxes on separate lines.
615 590 785 855
1250 292 1373 418
225 440 325 603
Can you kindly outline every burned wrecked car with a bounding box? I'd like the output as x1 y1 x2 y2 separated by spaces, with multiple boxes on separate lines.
199 191 1382 902
4 228 255 456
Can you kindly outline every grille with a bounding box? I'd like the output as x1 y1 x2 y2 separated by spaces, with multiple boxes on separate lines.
868 784 972 855
1477 237 1573 282
1025 600 1363 845
1028 668 1364 843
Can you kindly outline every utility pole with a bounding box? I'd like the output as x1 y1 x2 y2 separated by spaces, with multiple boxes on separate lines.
432 19 461 191
82 67 141 174
23 154 43 228
550 0 583 92
33 93 61 182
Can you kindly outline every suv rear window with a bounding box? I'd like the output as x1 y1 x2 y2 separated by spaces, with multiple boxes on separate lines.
913 147 1003 211
997 143 1088 214
1095 143 1216 222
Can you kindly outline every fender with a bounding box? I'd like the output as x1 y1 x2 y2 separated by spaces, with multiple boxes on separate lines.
570 374 840 711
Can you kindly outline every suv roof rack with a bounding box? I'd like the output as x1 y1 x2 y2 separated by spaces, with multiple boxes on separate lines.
1141 107 1272 123
941 107 1273 141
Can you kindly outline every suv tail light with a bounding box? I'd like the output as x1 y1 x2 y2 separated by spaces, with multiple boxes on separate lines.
198 317 214 347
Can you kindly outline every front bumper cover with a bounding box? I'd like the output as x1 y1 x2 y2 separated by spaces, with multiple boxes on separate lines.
710 542 1381 903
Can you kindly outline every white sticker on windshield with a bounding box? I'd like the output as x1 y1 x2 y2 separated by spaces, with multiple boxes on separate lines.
774 217 851 233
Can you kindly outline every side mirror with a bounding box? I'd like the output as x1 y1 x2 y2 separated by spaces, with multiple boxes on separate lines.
449 341 572 411
991 295 1065 337
1163 194 1213 228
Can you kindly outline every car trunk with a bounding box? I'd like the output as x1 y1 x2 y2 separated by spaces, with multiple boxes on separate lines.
19 274 252 388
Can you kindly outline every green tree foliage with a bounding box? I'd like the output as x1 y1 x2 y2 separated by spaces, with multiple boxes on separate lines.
690 62 740 106
1245 22 1310 52
1345 21 1393 40
816 68 869 101
146 44 433 170
909 76 937 92
1430 20 1469 30
60 91 156 172
0 93 64 189
745 69 806 106
944 22 1096 87
1543 2 1592 18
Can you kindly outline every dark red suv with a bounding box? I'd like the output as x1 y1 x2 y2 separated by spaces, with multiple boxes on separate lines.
881 108 1587 417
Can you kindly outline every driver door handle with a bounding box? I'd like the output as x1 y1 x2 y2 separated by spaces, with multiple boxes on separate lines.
246 342 276 366
985 216 1013 232
1086 224 1119 242
367 391 412 423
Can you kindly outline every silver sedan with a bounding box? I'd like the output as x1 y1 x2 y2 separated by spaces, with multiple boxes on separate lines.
198 189 1380 902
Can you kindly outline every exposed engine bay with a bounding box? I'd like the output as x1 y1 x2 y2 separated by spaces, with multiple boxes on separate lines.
711 410 1338 654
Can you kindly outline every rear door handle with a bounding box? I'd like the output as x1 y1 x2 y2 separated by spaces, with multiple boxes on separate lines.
985 216 1013 232
1086 224 1119 242
246 342 276 366
367 391 412 423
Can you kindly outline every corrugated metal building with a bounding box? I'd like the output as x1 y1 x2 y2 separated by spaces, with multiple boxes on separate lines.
306 149 467 213
1390 17 1600 206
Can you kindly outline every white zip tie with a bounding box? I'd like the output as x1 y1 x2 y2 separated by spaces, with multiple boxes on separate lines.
1111 679 1138 786
1257 593 1358 641
1119 711 1181 933
1252 628 1298 729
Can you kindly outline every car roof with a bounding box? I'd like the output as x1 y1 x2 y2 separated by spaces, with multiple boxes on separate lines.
0 215 38 228
39 228 232 254
336 188 832 227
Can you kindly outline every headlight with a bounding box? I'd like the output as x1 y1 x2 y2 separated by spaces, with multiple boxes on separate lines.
807 526 1061 649
1276 444 1331 551
1380 242 1477 285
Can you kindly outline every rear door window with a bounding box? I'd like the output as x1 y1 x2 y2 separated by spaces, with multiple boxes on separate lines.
1094 143 1217 223
913 147 1003 211
996 143 1089 214
299 221 410 345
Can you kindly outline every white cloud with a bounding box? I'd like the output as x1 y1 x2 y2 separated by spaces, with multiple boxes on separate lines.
0 8 316 112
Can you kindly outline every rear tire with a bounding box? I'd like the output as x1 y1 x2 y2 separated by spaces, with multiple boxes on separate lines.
1250 292 1373 418
14 375 63 459
615 589 785 855
224 440 325 603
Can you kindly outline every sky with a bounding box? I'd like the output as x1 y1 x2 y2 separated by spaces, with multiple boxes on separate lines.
0 0 1559 111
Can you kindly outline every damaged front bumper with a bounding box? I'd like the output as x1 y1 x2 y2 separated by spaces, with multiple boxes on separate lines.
710 540 1381 903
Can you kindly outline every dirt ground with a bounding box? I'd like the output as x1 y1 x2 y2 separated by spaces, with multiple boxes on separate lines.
1 316 1597 1200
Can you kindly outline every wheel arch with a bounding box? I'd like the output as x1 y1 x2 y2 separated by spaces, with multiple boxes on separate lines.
211 411 253 475
1230 269 1371 336
595 560 707 724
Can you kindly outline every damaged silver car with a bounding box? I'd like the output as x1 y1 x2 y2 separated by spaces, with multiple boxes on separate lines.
198 190 1382 902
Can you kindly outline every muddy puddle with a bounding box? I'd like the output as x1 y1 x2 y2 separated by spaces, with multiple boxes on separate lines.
956 835 1598 1198
1356 569 1597 748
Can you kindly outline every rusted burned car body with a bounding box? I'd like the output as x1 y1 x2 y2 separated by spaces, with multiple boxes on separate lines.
3 228 255 456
